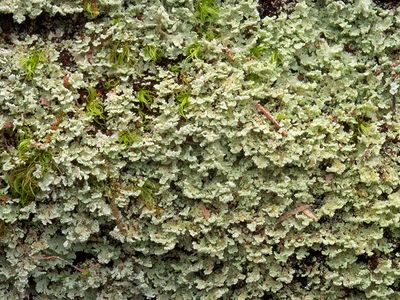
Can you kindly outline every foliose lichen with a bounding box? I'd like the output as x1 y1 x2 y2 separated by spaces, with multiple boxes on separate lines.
0 0 399 299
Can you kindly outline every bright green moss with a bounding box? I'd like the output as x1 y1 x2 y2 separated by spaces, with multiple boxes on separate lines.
136 89 155 107
250 44 267 58
109 42 132 66
20 50 47 81
195 0 219 24
85 86 106 120
175 90 190 116
270 49 281 64
358 121 372 135
185 43 202 62
118 130 139 146
169 64 182 74
6 150 53 206
16 128 32 159
83 0 100 18
143 45 160 62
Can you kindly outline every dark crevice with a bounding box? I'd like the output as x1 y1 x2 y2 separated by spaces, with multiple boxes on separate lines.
77 89 89 106
155 54 185 68
24 276 37 300
257 0 298 18
58 48 76 69
72 251 96 266
373 0 400 9
0 12 90 43
1 123 17 151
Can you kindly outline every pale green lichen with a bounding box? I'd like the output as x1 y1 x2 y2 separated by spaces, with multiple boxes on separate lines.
0 0 399 299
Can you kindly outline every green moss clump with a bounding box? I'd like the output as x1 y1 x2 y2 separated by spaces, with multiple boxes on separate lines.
185 43 202 62
21 50 47 81
144 45 160 62
118 130 139 146
175 90 190 117
109 43 132 66
83 0 100 18
85 86 106 121
195 0 219 24
6 149 53 206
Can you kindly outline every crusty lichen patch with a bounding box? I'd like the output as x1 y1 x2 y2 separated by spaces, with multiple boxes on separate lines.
0 0 399 299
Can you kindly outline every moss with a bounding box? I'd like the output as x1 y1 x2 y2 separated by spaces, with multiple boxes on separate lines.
144 45 160 62
137 179 159 209
16 128 32 159
169 64 182 74
250 44 267 58
185 43 202 62
83 0 100 18
175 90 190 117
21 50 47 81
358 121 372 135
118 130 139 146
109 43 132 66
270 49 281 64
195 0 219 24
6 150 54 206
136 89 155 107
103 79 119 90
85 86 106 121
244 73 263 83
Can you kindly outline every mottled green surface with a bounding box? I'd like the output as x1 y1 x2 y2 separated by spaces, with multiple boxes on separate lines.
0 0 399 299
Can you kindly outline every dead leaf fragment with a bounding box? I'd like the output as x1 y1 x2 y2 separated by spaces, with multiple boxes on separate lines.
86 50 93 62
277 203 318 223
325 173 334 184
202 206 211 220
302 208 318 221
2 121 13 130
0 195 9 203
63 74 71 88
223 47 235 61
40 97 49 107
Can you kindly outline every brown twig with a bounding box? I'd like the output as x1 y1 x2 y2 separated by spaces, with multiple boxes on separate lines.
277 203 318 223
44 113 64 144
31 255 85 273
223 47 234 61
108 179 128 234
109 197 128 234
0 195 9 202
256 103 288 136
201 205 211 220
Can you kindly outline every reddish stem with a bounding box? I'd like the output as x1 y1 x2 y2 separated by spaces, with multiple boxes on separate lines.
256 103 288 136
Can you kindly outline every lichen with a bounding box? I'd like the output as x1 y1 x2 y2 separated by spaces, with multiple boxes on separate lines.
0 0 399 299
